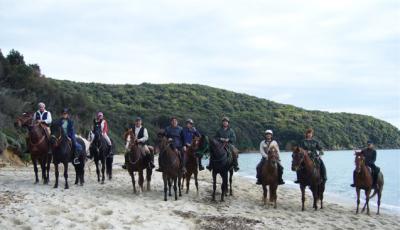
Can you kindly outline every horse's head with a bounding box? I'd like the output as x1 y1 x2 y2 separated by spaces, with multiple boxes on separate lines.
92 127 103 146
291 146 305 171
14 112 33 129
354 151 365 173
190 135 202 151
268 146 279 164
154 130 168 153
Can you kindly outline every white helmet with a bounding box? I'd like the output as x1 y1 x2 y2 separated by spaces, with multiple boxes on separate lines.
264 129 273 135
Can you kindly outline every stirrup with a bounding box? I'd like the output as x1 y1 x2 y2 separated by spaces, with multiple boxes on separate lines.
73 158 80 165
350 184 356 187
294 180 299 184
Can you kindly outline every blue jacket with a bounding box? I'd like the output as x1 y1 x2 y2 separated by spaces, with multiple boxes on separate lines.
165 125 184 149
55 118 82 151
182 127 200 146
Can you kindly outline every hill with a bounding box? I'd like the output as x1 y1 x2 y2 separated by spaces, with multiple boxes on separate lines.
1 49 399 155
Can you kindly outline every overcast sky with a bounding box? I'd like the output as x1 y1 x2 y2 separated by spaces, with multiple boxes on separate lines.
1 0 399 128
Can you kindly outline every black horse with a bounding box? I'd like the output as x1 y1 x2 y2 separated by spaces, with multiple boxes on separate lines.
209 138 232 202
50 123 73 189
74 137 87 186
90 129 114 184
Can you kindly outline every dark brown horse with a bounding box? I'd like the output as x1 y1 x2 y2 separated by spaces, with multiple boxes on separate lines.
156 132 182 201
15 112 52 184
124 129 153 194
354 151 384 215
181 135 202 195
209 138 231 202
291 147 325 211
261 146 280 208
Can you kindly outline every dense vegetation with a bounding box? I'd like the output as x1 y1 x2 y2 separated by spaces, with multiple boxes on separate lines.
1 49 399 156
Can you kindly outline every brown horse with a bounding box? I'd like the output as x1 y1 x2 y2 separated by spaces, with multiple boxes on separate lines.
124 129 153 194
181 135 202 195
156 132 182 201
354 151 384 215
15 112 52 184
261 146 280 208
291 147 325 211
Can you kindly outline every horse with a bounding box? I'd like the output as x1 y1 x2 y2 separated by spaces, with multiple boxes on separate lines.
124 129 153 194
14 112 52 184
156 132 182 201
50 122 73 189
73 136 87 186
181 135 203 195
261 146 280 208
89 129 114 184
291 146 325 211
354 151 384 215
208 138 232 202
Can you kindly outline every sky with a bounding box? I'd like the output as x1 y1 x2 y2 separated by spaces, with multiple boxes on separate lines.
1 0 399 128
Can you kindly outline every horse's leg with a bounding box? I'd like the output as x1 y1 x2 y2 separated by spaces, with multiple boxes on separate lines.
263 184 267 207
185 172 190 194
301 185 306 211
212 171 216 201
107 156 113 180
174 177 178 200
40 158 46 184
74 164 79 185
221 171 227 202
95 160 100 182
54 163 59 188
365 189 371 215
229 169 233 196
46 154 51 184
101 157 105 184
320 183 324 209
139 170 144 193
163 174 168 201
312 185 318 210
64 162 69 189
81 163 85 185
168 178 172 196
181 175 185 190
146 167 151 191
194 171 199 196
377 187 382 215
33 158 39 184
272 184 277 209
356 188 360 214
130 170 136 194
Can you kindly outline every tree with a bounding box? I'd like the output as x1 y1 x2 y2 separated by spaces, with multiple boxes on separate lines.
7 49 25 65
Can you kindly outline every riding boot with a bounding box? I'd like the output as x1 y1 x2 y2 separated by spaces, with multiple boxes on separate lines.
320 159 327 182
148 152 155 169
233 155 239 172
181 150 187 174
197 156 204 171
256 158 264 185
156 152 163 172
73 145 80 165
122 152 128 170
350 170 356 187
278 162 285 185
371 165 379 188
294 171 300 184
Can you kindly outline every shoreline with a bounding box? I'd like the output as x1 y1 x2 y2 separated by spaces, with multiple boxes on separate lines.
0 155 398 229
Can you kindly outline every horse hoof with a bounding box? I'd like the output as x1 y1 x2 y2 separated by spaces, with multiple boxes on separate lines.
164 198 167 201
65 186 69 189
34 181 39 184
53 185 58 189
101 181 105 184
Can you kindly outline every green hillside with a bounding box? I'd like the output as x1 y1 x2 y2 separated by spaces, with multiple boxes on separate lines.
1 49 399 155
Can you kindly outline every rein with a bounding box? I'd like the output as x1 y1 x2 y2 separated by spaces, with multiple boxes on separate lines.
29 124 47 147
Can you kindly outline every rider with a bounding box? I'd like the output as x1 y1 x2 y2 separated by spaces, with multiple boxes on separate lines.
295 128 327 183
351 140 380 188
54 108 82 164
207 116 239 172
256 129 284 185
122 117 155 170
182 118 204 171
32 102 52 139
93 112 112 156
156 117 184 173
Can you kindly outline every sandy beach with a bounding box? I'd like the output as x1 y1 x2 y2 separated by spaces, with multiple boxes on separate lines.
0 154 398 230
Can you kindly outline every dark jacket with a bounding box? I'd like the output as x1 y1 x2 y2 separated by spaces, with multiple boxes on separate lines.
182 127 200 146
215 127 236 144
361 148 377 166
300 139 323 159
165 125 184 148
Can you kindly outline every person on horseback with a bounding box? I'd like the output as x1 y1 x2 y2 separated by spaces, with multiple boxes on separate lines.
157 117 184 173
92 112 112 157
207 116 239 172
122 116 155 170
295 128 327 183
351 140 380 188
182 118 204 171
54 108 82 164
32 102 52 139
256 129 284 185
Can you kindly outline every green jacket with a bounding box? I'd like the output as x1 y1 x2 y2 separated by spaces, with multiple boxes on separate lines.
215 127 236 144
300 139 323 159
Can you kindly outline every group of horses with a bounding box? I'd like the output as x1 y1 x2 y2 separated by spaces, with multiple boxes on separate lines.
14 113 383 215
